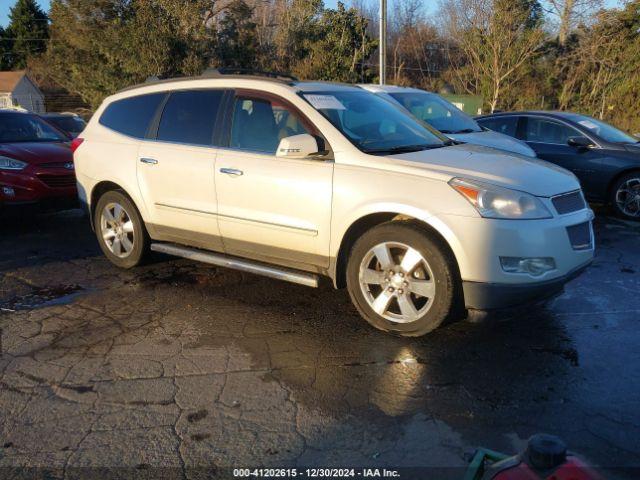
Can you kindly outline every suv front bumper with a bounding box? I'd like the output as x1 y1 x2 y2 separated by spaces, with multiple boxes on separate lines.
462 260 591 310
436 208 595 310
0 169 77 207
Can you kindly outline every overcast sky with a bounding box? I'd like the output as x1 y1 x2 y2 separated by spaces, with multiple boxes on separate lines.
0 0 623 28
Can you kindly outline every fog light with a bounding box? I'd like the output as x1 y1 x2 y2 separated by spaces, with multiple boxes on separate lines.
2 186 15 197
500 257 556 276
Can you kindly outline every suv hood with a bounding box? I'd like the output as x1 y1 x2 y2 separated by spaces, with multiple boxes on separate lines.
391 144 579 197
448 130 537 158
0 142 72 165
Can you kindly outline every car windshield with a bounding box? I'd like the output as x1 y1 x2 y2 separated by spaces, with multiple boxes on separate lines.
565 114 639 144
387 91 482 134
301 90 448 154
46 116 86 136
0 112 69 143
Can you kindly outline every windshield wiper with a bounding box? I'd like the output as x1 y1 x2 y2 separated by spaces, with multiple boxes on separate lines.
454 128 478 134
362 144 443 154
440 128 478 134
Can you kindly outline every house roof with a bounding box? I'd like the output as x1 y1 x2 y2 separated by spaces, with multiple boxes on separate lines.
0 70 27 93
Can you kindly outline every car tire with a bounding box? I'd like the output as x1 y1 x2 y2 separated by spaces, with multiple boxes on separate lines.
346 221 458 337
611 172 640 221
94 190 148 269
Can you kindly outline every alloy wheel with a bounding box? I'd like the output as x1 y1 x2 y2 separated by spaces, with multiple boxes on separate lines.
100 202 136 258
615 177 640 218
358 241 436 324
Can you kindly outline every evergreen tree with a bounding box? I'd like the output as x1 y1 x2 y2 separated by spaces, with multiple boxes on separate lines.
5 0 49 69
0 26 10 70
294 2 377 83
32 0 217 108
216 0 258 69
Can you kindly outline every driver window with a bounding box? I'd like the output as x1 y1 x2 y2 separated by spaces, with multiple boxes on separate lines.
230 97 311 154
524 117 579 144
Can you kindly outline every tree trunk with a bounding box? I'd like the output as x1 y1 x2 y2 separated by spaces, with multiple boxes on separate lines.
491 78 501 113
558 0 575 46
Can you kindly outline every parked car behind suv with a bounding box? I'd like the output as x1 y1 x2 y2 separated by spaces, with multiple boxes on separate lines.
477 111 640 219
41 112 87 139
0 109 77 210
74 71 594 337
359 85 536 158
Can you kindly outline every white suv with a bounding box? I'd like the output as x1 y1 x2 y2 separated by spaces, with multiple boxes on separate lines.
73 71 594 337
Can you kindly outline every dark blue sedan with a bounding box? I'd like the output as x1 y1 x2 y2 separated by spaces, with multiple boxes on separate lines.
476 111 640 220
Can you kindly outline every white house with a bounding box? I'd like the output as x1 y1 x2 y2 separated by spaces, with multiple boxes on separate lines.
0 70 46 113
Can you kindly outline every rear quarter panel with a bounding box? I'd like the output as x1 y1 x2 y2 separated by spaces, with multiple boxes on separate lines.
74 124 148 222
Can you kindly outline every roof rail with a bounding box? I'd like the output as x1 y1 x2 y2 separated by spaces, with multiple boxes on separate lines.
202 68 298 82
117 68 299 95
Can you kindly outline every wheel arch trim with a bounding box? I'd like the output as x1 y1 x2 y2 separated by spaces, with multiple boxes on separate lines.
89 180 150 232
330 204 468 289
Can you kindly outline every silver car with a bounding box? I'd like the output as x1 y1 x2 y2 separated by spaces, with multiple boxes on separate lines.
359 84 536 158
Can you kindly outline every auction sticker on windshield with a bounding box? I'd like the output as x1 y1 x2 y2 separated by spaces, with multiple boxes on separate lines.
578 120 599 131
304 95 346 110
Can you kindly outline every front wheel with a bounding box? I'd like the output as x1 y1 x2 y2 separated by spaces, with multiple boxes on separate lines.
94 190 148 269
611 172 640 220
346 222 458 337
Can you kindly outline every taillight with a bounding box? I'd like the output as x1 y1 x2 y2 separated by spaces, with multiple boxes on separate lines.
71 137 84 154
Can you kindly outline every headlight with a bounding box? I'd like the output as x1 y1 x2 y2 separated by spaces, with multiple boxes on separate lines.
449 177 552 219
0 156 27 171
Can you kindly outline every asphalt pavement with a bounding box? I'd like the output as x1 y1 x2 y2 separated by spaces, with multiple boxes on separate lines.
0 208 639 479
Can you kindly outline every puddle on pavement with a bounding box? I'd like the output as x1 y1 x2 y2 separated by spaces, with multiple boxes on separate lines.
125 264 245 289
0 284 85 312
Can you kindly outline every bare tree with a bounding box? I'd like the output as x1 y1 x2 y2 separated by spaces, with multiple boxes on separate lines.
441 0 545 112
546 0 602 45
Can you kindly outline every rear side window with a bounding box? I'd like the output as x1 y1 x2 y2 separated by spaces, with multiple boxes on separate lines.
99 93 165 138
157 90 224 146
522 117 580 144
478 116 519 137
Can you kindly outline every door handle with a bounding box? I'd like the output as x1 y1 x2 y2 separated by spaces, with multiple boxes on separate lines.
140 157 158 165
220 168 243 177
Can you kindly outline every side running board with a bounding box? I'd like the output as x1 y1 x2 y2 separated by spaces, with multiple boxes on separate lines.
150 243 319 288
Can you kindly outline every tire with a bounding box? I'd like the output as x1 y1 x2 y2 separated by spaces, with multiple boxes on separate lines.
611 171 640 220
93 190 148 269
346 221 458 337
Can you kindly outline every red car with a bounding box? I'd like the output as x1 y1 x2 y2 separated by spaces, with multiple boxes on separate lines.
0 109 77 211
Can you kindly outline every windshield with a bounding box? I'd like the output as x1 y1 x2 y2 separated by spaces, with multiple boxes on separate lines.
302 90 448 154
0 112 69 143
46 116 86 136
565 114 638 144
387 91 482 134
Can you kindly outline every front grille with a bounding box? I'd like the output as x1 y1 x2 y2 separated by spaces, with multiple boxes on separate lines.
39 162 72 169
552 191 586 215
38 174 76 188
566 222 592 250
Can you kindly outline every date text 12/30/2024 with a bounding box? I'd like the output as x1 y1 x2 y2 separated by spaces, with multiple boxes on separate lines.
233 469 401 478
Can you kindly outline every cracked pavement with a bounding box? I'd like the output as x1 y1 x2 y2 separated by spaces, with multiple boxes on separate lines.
0 209 639 479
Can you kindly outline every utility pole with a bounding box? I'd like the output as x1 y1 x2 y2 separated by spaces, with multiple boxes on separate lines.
379 0 387 85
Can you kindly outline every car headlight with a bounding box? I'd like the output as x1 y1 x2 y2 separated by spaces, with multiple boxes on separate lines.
449 177 552 219
0 156 27 171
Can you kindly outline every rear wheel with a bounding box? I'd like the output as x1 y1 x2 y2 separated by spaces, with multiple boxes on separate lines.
94 190 148 268
611 172 640 220
346 222 457 337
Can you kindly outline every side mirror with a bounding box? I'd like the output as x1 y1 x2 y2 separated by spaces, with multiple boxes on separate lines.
567 136 594 149
276 134 320 159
